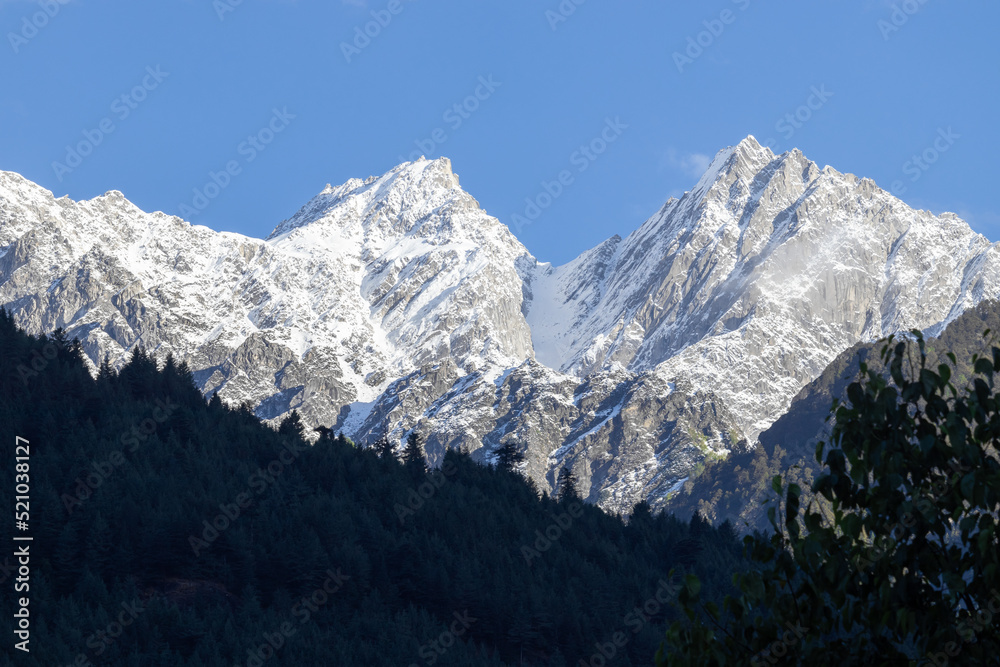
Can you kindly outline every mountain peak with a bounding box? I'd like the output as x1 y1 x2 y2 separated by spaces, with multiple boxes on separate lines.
267 156 466 241
724 134 777 173
2 137 998 515
689 135 776 197
735 134 767 152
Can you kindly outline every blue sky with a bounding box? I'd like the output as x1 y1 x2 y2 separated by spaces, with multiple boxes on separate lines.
2 0 997 266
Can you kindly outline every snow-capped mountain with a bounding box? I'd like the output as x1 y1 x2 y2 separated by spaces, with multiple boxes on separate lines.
3 137 997 514
526 137 1000 439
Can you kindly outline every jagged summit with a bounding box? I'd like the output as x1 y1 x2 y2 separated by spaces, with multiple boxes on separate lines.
2 141 998 514
267 157 467 241
526 135 1000 439
686 136 774 197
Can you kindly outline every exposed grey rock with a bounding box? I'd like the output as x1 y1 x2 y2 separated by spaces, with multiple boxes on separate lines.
2 138 997 515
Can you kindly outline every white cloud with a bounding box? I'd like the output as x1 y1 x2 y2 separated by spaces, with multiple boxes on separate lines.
660 148 712 179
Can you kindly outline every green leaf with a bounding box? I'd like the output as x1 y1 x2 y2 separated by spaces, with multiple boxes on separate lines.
841 513 862 540
960 472 975 500
684 574 701 598
787 520 800 540
786 485 801 523
652 334 1000 664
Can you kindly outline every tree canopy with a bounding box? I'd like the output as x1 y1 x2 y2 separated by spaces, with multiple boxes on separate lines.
658 332 1000 665
0 310 748 665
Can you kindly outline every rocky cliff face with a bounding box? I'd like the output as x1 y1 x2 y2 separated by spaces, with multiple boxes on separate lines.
3 137 997 514
526 137 1000 440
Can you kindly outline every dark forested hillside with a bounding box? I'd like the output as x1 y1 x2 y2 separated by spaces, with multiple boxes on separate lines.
667 299 1000 531
658 329 1000 664
0 311 746 666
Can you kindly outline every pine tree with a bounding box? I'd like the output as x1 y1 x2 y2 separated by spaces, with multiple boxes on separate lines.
120 344 159 399
402 431 426 473
629 499 652 524
49 327 69 351
97 354 115 384
494 441 525 472
373 432 395 459
556 466 579 502
278 410 306 439
83 512 114 579
0 311 756 666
